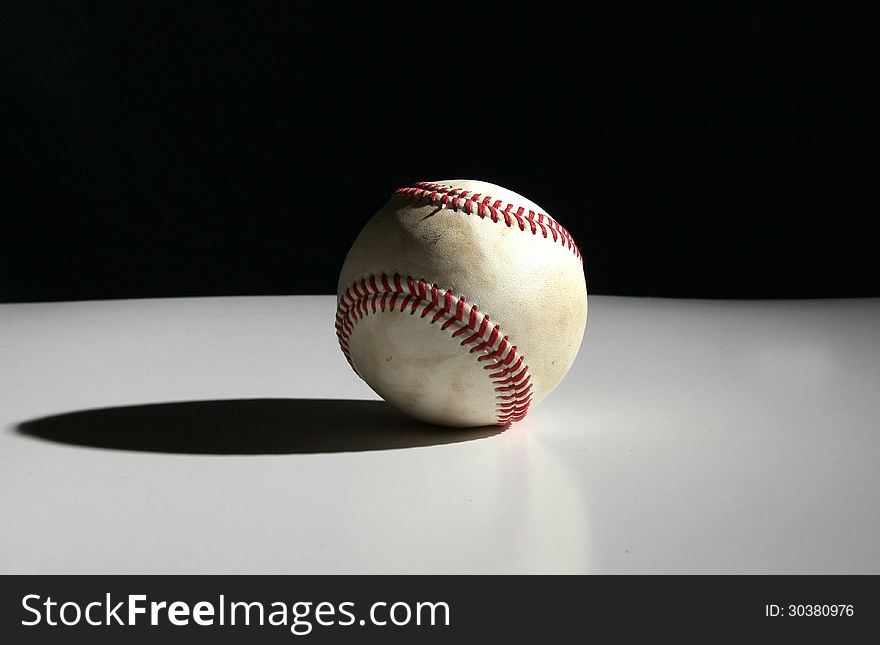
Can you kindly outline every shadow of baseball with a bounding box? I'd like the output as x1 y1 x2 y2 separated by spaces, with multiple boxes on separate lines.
15 398 505 455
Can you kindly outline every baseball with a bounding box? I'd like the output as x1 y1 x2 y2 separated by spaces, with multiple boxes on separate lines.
335 179 587 427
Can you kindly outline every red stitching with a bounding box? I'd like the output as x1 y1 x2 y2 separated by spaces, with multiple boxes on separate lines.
393 181 583 263
336 273 533 425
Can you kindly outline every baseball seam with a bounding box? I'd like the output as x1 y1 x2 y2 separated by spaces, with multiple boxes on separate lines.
394 181 583 262
335 273 533 425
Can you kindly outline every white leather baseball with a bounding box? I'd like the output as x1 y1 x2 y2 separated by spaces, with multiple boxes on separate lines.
336 179 587 427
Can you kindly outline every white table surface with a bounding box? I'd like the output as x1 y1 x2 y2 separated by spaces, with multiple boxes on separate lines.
1 295 878 574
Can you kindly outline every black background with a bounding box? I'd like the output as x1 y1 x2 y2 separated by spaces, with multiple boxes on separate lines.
2 5 877 303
